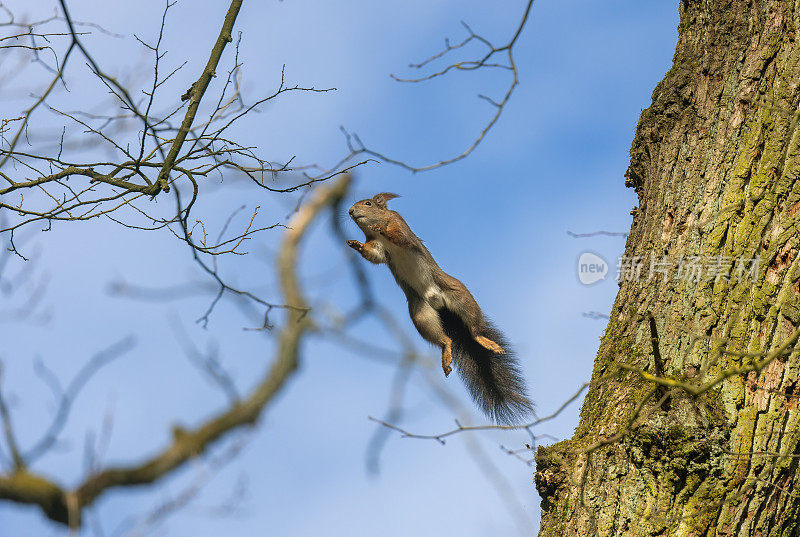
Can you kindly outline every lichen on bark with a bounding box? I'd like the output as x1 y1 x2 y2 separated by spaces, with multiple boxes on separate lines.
536 1 800 535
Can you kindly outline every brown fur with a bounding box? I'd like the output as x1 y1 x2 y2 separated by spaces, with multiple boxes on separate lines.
346 193 533 423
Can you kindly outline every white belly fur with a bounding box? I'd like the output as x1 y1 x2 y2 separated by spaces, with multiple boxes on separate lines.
379 237 444 306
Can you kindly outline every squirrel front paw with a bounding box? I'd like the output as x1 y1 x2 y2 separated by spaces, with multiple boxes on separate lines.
346 240 363 252
368 223 388 236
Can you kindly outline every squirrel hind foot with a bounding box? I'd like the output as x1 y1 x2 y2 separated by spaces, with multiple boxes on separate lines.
441 339 453 377
475 335 505 355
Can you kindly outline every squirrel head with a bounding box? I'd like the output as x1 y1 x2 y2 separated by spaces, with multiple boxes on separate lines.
348 193 399 230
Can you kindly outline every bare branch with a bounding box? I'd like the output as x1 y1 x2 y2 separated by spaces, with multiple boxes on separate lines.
0 173 351 527
343 0 535 172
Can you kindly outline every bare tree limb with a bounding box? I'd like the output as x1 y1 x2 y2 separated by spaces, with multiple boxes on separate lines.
154 0 242 193
0 174 351 527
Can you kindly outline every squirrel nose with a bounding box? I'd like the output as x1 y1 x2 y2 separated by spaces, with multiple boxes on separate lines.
348 208 354 216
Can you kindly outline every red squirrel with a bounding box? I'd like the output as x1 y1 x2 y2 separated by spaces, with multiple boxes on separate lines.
347 193 533 423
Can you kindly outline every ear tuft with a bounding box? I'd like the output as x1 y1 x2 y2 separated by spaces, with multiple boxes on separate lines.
373 192 400 209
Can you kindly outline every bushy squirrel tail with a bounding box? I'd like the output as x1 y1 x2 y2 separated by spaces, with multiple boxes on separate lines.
438 308 533 424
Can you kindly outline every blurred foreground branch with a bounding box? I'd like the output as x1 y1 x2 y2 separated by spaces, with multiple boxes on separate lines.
0 174 351 528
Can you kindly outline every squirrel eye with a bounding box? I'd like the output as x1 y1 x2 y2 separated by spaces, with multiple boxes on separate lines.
364 201 372 206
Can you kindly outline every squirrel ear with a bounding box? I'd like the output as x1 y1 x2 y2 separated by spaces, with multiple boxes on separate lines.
373 192 400 209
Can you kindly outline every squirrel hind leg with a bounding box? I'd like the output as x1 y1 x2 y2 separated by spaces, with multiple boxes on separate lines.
434 280 497 352
457 308 505 354
441 337 453 376
409 297 452 376
457 305 505 354
474 335 505 355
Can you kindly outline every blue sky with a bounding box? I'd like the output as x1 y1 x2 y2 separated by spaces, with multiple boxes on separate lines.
1 1 678 535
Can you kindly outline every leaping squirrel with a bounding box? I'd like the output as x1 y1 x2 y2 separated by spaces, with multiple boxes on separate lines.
347 192 533 424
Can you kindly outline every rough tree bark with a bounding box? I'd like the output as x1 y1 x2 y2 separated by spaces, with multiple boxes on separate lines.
536 1 800 535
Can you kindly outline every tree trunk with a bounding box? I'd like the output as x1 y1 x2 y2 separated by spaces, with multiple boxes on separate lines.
536 1 800 535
